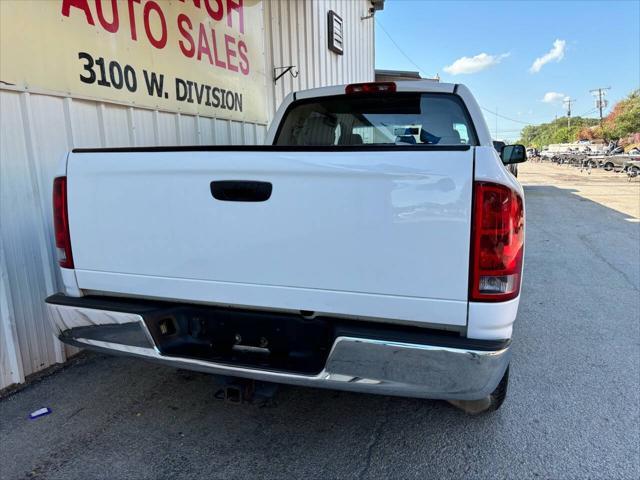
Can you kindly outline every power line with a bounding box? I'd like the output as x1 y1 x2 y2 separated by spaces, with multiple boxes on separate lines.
375 21 565 129
480 107 534 125
375 20 430 77
577 107 598 117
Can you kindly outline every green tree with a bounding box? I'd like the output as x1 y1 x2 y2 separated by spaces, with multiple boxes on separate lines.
520 90 640 146
605 89 640 139
518 117 599 148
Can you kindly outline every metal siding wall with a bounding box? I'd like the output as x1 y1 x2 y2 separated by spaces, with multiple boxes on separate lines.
0 0 375 389
0 90 271 389
265 0 375 116
1 92 62 382
1 246 25 387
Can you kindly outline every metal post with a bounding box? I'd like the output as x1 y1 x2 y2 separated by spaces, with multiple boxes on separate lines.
590 87 611 127
563 97 575 130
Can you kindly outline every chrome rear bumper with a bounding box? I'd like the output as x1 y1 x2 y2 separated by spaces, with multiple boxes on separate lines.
46 298 510 401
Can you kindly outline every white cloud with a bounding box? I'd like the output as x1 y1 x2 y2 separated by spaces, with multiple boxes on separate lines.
443 52 510 75
542 92 565 103
530 39 566 73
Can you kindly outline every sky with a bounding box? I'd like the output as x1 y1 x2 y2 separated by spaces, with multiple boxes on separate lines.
375 0 640 141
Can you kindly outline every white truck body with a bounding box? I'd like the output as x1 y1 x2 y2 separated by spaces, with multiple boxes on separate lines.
68 148 473 328
47 81 524 406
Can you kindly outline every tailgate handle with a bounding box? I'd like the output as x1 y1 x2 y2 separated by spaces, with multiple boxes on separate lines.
210 180 272 202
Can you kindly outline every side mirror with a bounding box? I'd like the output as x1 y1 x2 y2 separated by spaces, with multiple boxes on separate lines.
501 144 527 164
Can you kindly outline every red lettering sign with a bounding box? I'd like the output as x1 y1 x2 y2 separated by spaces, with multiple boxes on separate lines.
61 0 250 75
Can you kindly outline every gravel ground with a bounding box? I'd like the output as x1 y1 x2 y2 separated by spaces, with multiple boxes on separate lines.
519 160 640 219
1 162 639 480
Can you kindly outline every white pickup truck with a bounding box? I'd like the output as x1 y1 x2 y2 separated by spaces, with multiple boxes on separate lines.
46 81 526 412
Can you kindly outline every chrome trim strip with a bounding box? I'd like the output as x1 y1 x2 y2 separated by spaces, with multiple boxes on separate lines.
46 303 143 335
47 303 510 400
137 310 162 354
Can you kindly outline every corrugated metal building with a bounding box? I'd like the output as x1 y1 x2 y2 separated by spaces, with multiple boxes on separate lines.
0 0 381 389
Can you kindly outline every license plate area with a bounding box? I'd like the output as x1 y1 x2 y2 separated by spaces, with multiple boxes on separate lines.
144 306 331 375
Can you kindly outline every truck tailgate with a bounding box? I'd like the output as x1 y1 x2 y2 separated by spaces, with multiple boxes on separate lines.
67 148 473 326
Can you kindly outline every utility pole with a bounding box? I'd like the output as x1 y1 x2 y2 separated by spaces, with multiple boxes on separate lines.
563 97 575 129
590 87 611 126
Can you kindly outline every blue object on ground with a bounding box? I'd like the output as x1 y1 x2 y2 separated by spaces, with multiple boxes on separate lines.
29 407 52 419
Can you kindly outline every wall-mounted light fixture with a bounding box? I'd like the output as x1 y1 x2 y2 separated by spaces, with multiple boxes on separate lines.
327 11 344 55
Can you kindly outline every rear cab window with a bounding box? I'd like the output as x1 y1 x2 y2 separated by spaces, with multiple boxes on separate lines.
274 93 477 147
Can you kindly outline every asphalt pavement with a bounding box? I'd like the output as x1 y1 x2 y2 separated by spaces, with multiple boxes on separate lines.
1 163 639 480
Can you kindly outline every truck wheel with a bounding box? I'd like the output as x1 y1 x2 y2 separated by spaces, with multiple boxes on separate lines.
604 162 614 171
486 366 509 411
447 366 509 414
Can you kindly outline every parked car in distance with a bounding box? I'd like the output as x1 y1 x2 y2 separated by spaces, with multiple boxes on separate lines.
598 152 640 171
623 159 640 177
46 81 527 413
601 155 628 171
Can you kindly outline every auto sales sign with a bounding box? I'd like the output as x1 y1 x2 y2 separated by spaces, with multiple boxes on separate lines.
0 0 268 123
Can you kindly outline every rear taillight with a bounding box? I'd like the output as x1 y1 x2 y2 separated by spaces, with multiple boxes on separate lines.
470 182 524 302
53 176 74 269
345 82 396 95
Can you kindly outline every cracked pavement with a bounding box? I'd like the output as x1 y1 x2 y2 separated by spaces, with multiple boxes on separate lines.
1 162 639 479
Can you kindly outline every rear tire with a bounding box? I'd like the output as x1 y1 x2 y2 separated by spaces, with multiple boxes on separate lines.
447 366 509 414
604 162 614 171
486 366 509 411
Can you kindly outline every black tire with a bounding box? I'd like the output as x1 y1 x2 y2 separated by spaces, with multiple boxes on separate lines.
604 162 614 171
486 366 509 411
447 365 509 414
